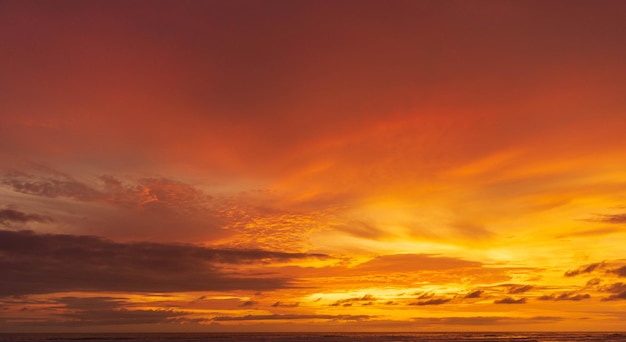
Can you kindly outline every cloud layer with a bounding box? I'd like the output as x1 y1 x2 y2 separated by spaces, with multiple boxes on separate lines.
0 230 324 296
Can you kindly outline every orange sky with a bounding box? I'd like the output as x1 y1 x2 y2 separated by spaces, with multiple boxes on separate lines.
1 0 626 333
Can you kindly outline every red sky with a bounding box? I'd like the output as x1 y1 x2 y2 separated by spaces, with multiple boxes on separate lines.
1 0 626 332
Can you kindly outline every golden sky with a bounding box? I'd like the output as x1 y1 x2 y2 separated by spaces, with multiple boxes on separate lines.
1 0 626 333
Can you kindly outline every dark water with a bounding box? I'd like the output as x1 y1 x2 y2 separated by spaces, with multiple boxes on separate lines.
2 332 626 342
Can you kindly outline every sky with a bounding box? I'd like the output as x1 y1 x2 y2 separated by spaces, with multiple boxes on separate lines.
1 0 626 333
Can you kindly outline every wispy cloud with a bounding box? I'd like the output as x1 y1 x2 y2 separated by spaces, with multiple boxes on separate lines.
0 296 204 328
271 301 299 308
464 290 483 299
213 314 371 322
608 266 626 277
494 297 526 304
353 254 481 273
584 213 626 224
508 285 533 294
330 294 377 307
537 292 591 301
412 316 562 325
409 298 451 306
599 282 626 301
564 262 605 277
0 208 52 226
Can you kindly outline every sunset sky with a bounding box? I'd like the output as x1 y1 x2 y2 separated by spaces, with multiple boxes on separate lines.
1 0 626 333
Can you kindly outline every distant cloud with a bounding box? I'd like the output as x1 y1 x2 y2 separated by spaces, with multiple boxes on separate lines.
584 213 626 224
354 254 481 273
537 292 591 301
409 298 451 306
0 208 52 226
0 230 325 296
494 297 526 304
464 290 483 298
2 168 211 211
564 262 605 277
600 282 626 301
508 285 533 294
330 294 376 306
0 296 203 328
1 169 102 201
412 316 562 325
213 314 371 322
271 301 299 308
239 300 257 307
608 266 626 277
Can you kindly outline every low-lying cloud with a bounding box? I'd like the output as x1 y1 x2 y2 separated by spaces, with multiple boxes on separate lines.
0 230 325 296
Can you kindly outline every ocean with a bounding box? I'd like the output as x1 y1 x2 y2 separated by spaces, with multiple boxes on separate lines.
1 332 626 342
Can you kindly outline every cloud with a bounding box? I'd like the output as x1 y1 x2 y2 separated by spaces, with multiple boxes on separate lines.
599 282 626 301
213 314 371 322
271 301 299 308
0 230 325 296
0 208 52 226
537 292 591 301
330 294 376 307
409 298 451 306
1 169 102 201
564 262 605 277
494 297 526 304
2 168 211 211
353 254 481 273
584 213 626 224
602 291 626 301
412 316 562 325
239 300 257 307
464 290 483 299
0 296 204 328
608 266 626 277
508 285 533 294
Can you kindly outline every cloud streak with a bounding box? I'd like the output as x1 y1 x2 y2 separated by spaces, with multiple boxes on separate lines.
564 262 605 277
0 208 52 226
213 314 371 322
537 292 591 301
494 297 526 304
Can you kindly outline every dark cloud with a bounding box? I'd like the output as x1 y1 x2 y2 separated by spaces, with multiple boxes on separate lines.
239 300 257 307
409 298 451 306
55 296 127 310
330 294 376 307
414 292 435 299
586 278 602 287
608 266 626 277
464 290 483 299
0 208 52 226
60 308 194 326
412 316 562 325
599 282 626 301
213 314 371 322
584 213 626 224
602 291 626 301
494 297 526 304
0 230 326 296
599 282 626 294
564 262 605 277
0 296 204 328
271 301 299 308
508 285 533 294
537 292 591 301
